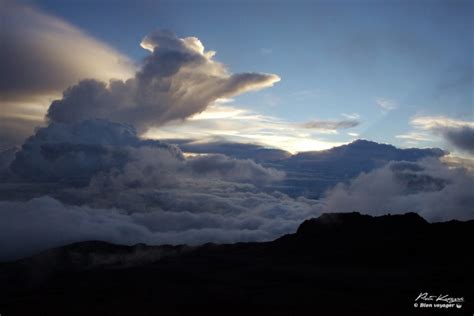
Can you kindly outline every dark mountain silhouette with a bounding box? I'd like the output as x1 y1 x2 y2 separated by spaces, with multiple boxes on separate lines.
0 212 472 315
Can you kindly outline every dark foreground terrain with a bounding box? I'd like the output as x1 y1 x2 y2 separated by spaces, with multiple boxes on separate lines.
1 212 472 315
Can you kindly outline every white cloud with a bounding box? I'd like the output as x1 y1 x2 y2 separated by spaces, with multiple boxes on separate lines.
0 194 320 261
46 29 280 132
396 132 433 142
342 113 361 120
411 116 474 130
375 98 397 111
322 159 474 222
144 103 346 153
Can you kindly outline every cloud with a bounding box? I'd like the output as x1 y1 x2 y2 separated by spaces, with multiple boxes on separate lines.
274 139 445 199
0 117 46 150
301 119 360 131
395 132 433 143
145 103 346 153
0 119 462 261
1 145 468 261
9 119 182 184
0 118 319 261
187 154 285 184
410 116 474 154
440 154 474 171
0 118 314 261
342 113 361 120
0 194 319 261
167 139 291 162
321 159 474 222
9 119 285 188
0 1 135 148
0 1 134 101
46 29 280 131
6 118 285 206
442 127 474 154
375 98 397 111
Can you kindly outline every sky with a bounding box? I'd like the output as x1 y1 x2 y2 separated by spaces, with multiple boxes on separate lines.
0 0 473 260
1 0 472 155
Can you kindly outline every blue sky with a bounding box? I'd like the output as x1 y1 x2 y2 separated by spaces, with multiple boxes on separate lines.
11 0 474 153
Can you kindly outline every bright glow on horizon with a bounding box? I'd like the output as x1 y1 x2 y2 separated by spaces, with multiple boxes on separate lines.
144 103 345 154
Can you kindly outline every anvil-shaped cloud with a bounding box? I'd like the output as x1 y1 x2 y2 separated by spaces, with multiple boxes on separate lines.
47 29 280 131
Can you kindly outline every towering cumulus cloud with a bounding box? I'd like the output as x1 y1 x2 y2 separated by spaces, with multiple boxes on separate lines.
47 30 280 131
0 24 285 261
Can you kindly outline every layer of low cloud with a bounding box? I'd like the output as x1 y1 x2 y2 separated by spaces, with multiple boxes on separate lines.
0 194 318 261
46 29 280 131
322 159 474 222
1 119 471 261
0 120 320 261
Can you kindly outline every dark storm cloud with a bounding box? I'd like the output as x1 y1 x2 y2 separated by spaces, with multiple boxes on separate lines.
46 30 280 131
9 119 283 186
411 116 474 154
9 119 182 184
443 126 474 154
301 119 360 130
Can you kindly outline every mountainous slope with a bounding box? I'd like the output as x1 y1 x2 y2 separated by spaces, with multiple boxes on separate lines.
0 212 472 315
